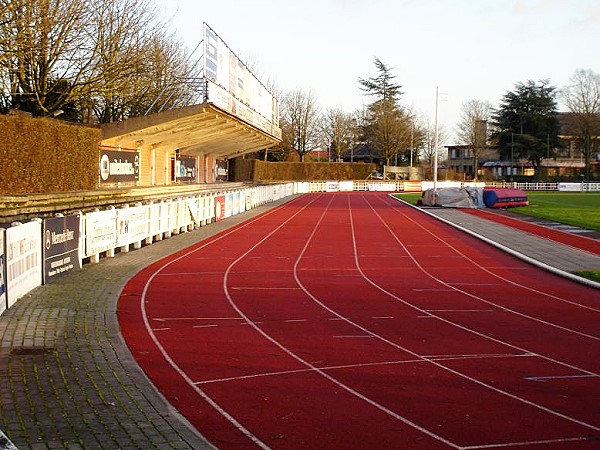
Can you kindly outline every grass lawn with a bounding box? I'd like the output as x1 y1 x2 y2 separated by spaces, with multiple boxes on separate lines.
510 192 600 232
393 192 422 205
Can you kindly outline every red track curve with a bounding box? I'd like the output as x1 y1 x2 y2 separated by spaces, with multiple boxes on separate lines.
118 192 600 449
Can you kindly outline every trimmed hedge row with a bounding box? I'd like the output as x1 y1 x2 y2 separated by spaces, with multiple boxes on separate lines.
231 159 377 182
0 114 100 194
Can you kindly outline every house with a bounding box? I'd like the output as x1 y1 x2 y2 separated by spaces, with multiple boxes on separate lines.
444 144 534 180
341 143 382 165
446 112 599 180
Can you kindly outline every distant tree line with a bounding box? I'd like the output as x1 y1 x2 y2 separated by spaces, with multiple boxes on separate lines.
275 58 432 167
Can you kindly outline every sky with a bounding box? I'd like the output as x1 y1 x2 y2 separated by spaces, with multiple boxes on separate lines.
154 0 600 144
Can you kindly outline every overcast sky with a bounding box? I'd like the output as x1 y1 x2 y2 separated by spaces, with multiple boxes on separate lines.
155 0 600 144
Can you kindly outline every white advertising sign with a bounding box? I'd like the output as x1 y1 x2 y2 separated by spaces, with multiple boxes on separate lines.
5 221 43 308
203 23 280 136
558 182 582 192
0 229 6 314
117 205 150 247
85 209 117 256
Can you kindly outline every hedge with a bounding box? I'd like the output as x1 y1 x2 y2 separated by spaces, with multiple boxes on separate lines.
0 114 100 194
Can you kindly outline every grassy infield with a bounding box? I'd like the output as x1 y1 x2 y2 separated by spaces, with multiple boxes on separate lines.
396 191 600 282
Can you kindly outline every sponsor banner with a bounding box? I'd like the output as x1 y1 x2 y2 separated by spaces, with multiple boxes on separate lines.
99 149 140 183
225 194 233 218
326 181 339 192
203 23 279 132
85 209 117 256
187 198 200 225
232 192 241 216
214 195 226 221
558 182 582 192
148 202 161 237
215 159 228 182
43 215 81 284
5 221 42 308
117 205 150 247
245 191 253 211
206 81 282 139
0 229 6 314
338 181 354 192
367 183 396 192
175 155 196 182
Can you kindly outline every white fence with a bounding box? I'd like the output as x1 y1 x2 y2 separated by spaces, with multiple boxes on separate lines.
0 183 296 315
297 180 600 193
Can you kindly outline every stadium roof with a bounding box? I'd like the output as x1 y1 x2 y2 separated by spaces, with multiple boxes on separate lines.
100 103 281 158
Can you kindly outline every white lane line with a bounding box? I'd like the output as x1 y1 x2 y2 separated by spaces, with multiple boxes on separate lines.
461 435 592 449
345 195 600 432
284 319 307 323
192 324 218 329
524 374 598 382
195 353 538 385
223 195 462 449
333 335 374 339
424 309 495 313
231 286 301 290
140 194 318 450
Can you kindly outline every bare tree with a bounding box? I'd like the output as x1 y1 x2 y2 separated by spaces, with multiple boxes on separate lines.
0 0 97 116
456 99 491 180
280 89 320 162
0 0 198 121
421 120 449 174
561 68 600 180
321 108 355 161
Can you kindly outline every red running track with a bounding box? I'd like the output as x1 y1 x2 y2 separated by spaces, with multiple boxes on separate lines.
118 192 600 449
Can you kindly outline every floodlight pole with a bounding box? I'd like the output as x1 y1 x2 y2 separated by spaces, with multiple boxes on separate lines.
433 86 440 204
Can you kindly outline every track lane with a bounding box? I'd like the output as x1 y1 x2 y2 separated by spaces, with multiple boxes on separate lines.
290 192 594 446
119 192 600 449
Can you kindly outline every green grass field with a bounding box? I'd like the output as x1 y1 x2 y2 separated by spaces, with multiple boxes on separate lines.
511 192 600 232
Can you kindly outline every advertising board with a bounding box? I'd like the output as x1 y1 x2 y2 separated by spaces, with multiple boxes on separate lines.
99 149 140 183
202 23 280 136
85 209 117 256
5 221 42 308
215 196 226 221
174 155 197 182
0 229 6 314
117 205 150 248
43 215 82 284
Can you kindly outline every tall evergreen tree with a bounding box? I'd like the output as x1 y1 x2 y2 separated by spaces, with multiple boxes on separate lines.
491 80 561 169
358 58 411 165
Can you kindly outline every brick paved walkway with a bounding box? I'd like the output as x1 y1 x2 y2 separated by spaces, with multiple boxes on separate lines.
0 199 290 450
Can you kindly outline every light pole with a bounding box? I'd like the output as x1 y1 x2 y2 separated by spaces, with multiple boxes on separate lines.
433 87 440 199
